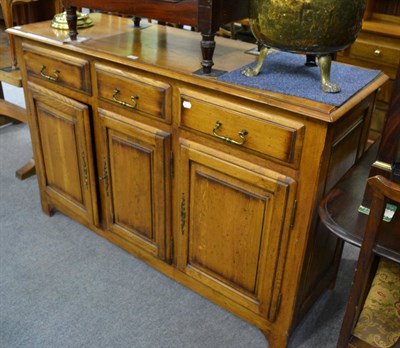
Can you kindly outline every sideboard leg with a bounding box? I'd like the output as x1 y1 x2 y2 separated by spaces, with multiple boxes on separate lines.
261 329 289 348
40 198 54 217
66 6 78 41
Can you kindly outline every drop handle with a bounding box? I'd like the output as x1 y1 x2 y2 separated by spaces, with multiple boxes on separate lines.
212 120 248 146
112 88 139 109
40 65 60 81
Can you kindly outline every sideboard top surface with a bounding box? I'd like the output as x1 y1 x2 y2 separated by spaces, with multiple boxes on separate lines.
8 13 388 122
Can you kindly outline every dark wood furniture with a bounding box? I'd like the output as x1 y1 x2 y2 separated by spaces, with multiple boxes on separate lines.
9 14 387 347
319 65 399 258
338 175 399 348
319 64 400 348
369 64 400 181
62 0 249 76
318 141 399 260
336 0 399 144
318 133 399 263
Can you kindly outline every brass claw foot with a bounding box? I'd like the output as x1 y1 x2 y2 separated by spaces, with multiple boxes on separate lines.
241 47 269 77
241 66 259 77
318 54 341 93
321 81 341 93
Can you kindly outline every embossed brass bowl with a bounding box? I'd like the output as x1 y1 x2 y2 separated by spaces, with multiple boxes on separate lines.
242 0 367 93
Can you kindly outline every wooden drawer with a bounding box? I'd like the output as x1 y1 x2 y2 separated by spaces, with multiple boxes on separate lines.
349 37 400 68
22 43 91 94
179 88 305 165
96 64 172 121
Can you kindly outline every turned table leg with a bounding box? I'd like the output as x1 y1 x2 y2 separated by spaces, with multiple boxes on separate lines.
133 16 141 27
194 32 225 77
66 6 78 40
200 32 215 75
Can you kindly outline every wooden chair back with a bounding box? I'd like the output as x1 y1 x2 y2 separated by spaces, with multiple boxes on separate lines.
336 63 400 348
1 0 63 69
1 0 40 69
337 175 400 348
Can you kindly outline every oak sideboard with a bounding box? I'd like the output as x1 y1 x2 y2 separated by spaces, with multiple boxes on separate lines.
9 13 388 347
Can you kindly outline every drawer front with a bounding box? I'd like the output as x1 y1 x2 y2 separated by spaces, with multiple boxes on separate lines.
96 64 172 121
349 39 400 68
22 43 91 94
179 88 305 165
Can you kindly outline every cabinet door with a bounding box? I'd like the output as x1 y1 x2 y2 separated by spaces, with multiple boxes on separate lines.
98 109 171 261
28 83 98 225
176 140 296 320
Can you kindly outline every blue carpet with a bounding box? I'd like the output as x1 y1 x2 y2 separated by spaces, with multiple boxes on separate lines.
218 51 381 107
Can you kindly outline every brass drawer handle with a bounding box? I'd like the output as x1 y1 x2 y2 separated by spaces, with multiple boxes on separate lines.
374 49 381 57
40 65 60 81
212 120 248 146
112 88 139 109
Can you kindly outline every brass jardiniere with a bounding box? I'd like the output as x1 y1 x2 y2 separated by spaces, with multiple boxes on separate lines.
242 0 367 93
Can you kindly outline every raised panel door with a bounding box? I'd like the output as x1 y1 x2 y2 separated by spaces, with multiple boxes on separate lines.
27 83 98 225
176 139 297 320
98 109 171 261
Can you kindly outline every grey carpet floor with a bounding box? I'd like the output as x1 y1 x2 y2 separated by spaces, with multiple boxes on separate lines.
0 121 359 348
